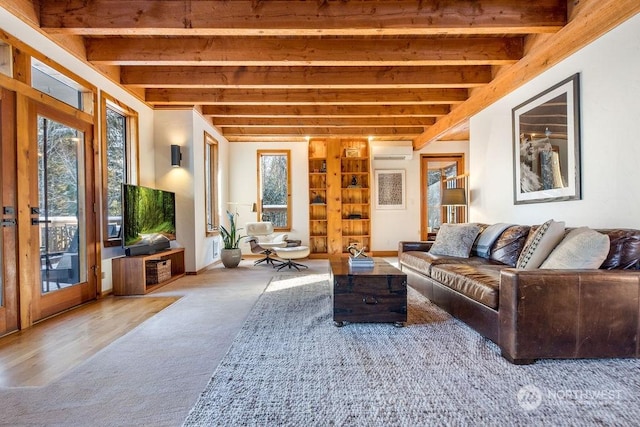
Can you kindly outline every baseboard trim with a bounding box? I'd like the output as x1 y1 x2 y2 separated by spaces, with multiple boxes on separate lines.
371 251 398 257
190 259 222 275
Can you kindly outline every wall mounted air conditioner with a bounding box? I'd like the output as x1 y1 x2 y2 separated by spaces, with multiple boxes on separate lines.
370 141 414 161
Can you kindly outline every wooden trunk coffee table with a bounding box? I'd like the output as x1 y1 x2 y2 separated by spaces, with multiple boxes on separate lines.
329 257 407 327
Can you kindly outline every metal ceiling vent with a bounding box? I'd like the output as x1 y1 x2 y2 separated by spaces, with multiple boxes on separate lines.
370 141 414 161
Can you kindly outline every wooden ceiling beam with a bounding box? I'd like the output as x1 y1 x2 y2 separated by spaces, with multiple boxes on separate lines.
224 135 412 143
224 135 311 143
0 0 40 27
86 37 523 66
221 127 425 137
201 105 450 118
40 0 566 36
213 117 435 127
121 65 492 89
146 88 468 105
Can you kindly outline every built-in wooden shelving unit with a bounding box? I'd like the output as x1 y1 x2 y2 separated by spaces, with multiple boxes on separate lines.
308 138 370 257
308 139 328 255
340 139 371 254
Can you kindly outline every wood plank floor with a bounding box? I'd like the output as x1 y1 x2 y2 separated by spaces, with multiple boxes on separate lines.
0 295 180 387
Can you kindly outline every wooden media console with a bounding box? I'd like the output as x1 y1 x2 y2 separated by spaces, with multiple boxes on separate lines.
112 248 186 296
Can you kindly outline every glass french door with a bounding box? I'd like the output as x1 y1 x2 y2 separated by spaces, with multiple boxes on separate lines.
31 103 97 321
0 88 19 336
420 154 465 240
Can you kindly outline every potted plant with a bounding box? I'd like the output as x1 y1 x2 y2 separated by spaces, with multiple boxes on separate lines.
219 210 245 268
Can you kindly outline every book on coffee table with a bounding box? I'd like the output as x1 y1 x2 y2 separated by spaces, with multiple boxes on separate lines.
348 256 374 268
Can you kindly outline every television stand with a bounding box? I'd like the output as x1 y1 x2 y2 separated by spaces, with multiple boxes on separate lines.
112 248 186 295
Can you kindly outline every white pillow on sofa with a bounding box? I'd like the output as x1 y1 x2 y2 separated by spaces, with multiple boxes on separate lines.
540 227 610 269
516 219 565 269
429 223 481 258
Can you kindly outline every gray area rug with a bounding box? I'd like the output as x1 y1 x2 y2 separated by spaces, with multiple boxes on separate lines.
184 273 640 426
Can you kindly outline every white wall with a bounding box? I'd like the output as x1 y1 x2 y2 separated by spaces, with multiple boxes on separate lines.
154 110 230 272
470 13 640 229
370 140 469 251
229 142 309 254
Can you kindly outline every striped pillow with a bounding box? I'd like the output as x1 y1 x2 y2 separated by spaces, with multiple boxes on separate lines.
516 219 566 269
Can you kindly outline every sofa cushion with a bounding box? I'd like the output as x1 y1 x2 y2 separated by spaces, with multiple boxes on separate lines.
430 264 503 309
516 220 565 269
541 227 610 269
489 225 531 267
597 229 640 270
429 223 481 258
399 251 495 276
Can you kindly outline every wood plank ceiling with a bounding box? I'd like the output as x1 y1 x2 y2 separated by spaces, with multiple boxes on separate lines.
14 1 634 146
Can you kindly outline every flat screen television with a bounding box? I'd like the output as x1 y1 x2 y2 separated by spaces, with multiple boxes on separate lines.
122 184 176 247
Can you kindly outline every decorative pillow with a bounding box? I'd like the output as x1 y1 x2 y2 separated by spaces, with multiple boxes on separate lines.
516 219 566 269
429 223 481 258
489 225 531 267
471 223 513 259
541 227 610 269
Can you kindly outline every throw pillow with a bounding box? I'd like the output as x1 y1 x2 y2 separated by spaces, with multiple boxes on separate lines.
429 223 481 258
471 223 513 259
516 219 566 269
541 227 610 269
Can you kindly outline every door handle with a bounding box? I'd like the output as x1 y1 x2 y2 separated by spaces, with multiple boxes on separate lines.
32 218 51 225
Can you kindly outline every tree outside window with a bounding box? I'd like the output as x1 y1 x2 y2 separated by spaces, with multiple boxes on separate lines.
257 150 291 230
106 108 126 232
100 93 138 246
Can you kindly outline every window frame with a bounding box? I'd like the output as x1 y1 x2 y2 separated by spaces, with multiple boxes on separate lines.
30 57 94 115
100 92 139 247
204 131 220 236
257 149 292 231
419 153 465 240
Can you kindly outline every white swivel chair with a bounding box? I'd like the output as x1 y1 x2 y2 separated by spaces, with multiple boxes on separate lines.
245 222 288 266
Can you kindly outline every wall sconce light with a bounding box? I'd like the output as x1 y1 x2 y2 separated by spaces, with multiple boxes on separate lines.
171 144 182 167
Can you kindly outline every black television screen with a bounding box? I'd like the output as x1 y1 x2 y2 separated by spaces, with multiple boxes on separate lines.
122 184 176 247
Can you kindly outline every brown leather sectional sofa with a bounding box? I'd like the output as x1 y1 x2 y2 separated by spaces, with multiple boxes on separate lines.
398 225 640 364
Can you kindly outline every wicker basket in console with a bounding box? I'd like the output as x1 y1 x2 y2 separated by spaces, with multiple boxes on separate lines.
146 259 172 285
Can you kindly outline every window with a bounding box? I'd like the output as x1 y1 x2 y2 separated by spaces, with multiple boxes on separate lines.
100 93 139 246
0 41 11 77
204 132 220 235
420 154 465 240
257 150 291 230
31 58 93 114
37 114 86 290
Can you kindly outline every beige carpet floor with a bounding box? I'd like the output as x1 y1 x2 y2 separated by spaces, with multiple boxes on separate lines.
0 258 331 426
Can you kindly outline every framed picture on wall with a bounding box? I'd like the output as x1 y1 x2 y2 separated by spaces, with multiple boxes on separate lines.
512 73 581 204
374 169 406 210
345 148 360 158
